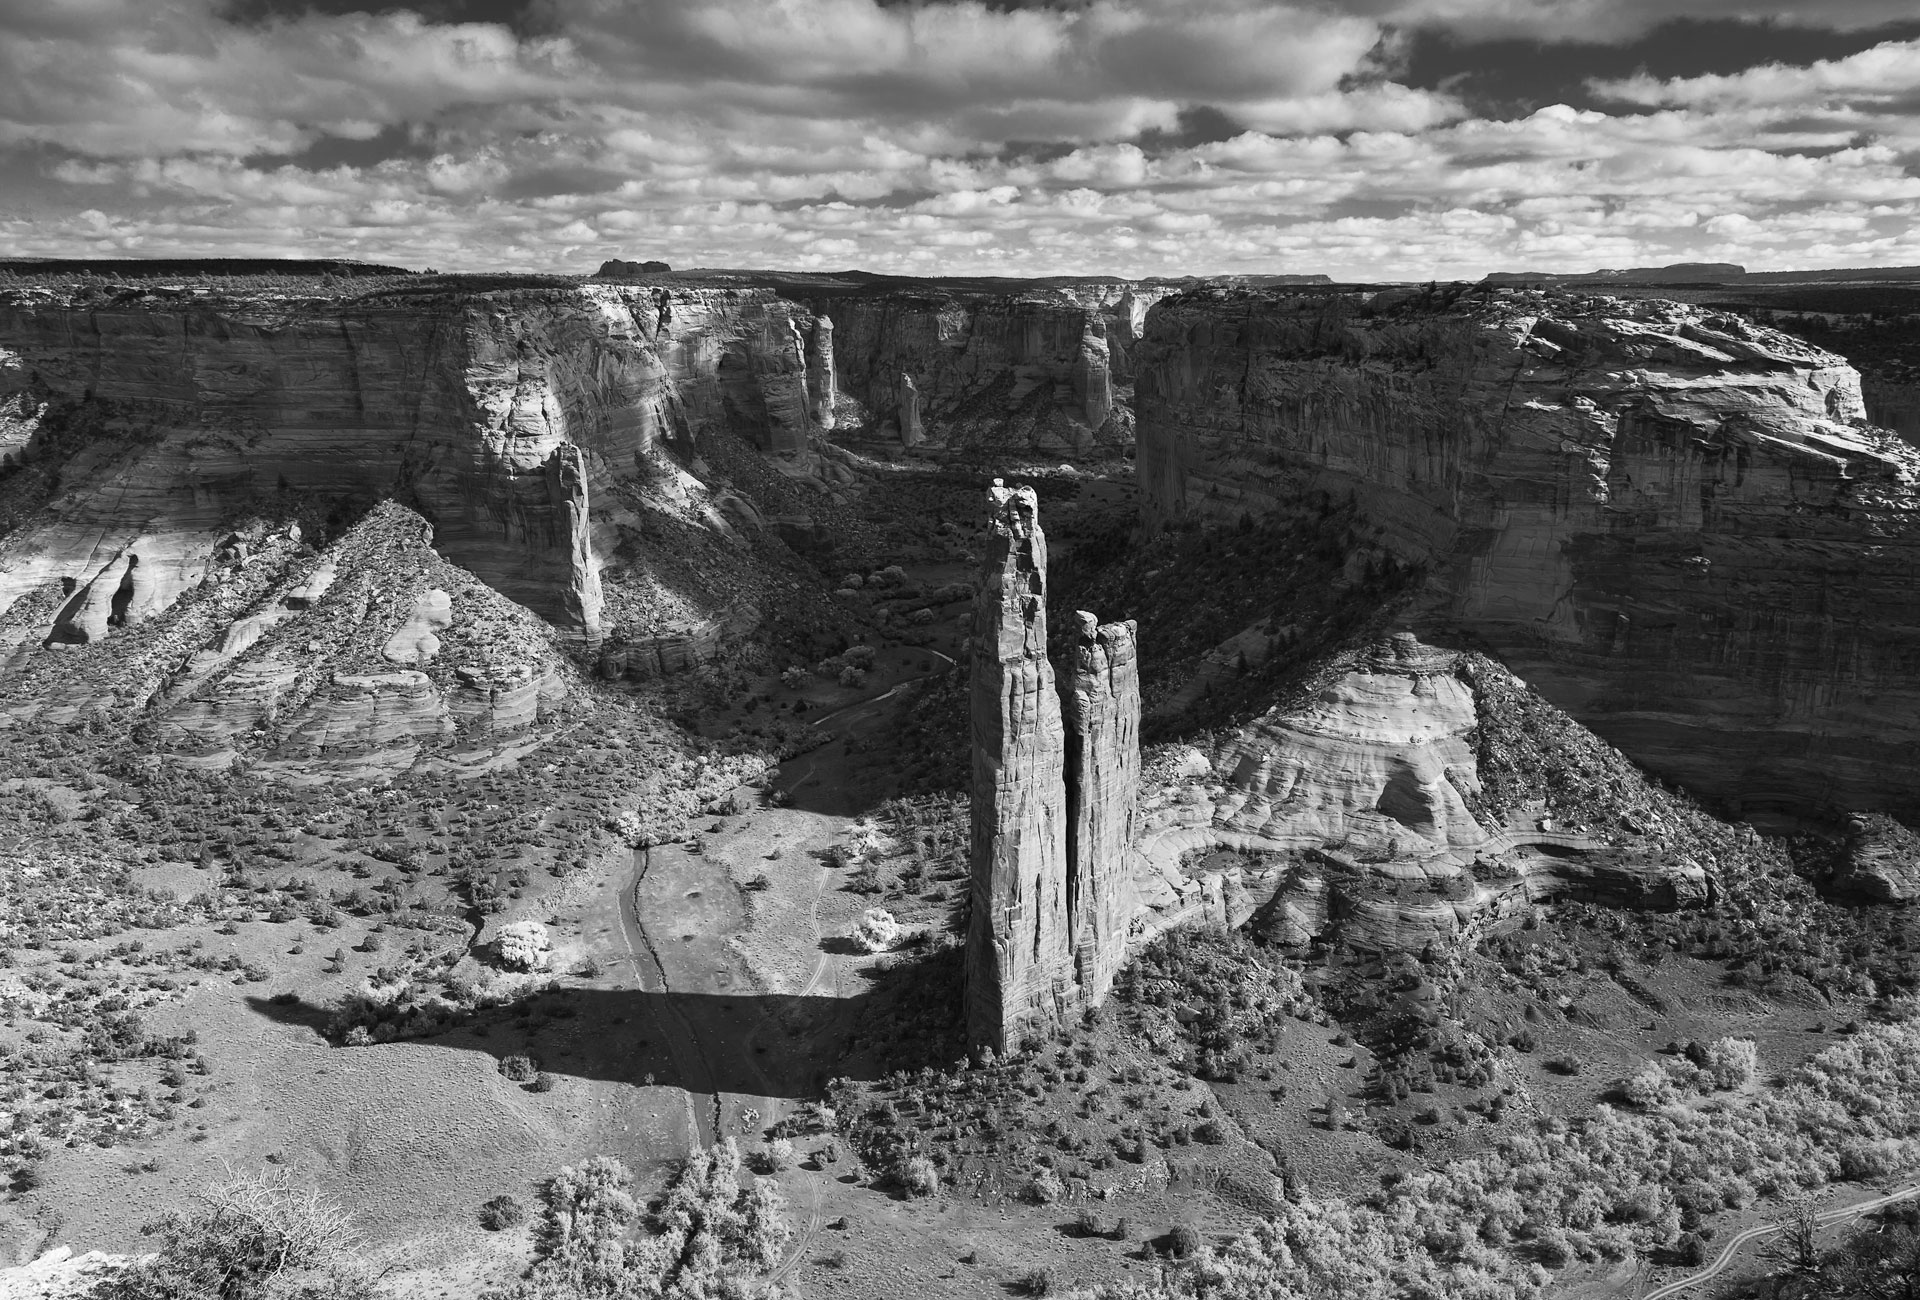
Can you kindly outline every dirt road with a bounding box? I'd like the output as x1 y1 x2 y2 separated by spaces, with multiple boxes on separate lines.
1641 1181 1920 1299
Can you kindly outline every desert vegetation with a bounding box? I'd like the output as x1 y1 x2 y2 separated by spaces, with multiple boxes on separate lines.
1079 1008 1920 1299
486 1142 790 1300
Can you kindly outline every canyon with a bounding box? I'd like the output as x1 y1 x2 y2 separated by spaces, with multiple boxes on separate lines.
1135 287 1920 825
5 263 1920 1300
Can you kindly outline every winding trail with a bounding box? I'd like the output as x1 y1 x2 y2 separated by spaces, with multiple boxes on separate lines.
617 849 718 1147
1640 1181 1920 1299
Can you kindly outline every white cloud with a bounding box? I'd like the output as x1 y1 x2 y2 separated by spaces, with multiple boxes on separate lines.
4 0 1920 277
1594 37 1920 110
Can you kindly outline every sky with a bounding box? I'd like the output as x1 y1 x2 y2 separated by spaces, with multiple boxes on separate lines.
5 0 1920 279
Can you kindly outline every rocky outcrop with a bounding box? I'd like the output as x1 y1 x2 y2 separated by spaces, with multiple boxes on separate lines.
810 285 1170 456
1135 288 1920 824
382 589 452 664
1063 612 1140 1007
1130 634 1713 954
1831 813 1920 903
450 663 567 736
967 483 1072 1053
282 669 453 758
596 602 758 681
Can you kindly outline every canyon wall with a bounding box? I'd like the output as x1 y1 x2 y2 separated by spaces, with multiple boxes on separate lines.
1864 377 1920 444
1135 288 1920 823
811 285 1166 457
0 283 821 650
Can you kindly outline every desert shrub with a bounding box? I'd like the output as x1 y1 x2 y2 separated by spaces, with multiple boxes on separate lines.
1703 1037 1759 1090
1168 1223 1203 1259
97 1170 374 1299
495 922 551 972
1545 1054 1582 1076
901 1155 939 1197
853 908 904 953
1021 1267 1057 1296
498 1054 539 1084
479 1194 526 1231
1619 1060 1680 1109
752 1139 795 1173
528 1072 556 1093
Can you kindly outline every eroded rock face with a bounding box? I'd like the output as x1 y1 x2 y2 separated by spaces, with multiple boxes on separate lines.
1832 813 1920 903
967 483 1071 1053
813 286 1169 455
1136 289 1920 822
0 283 821 647
1062 612 1140 1007
1132 634 1712 954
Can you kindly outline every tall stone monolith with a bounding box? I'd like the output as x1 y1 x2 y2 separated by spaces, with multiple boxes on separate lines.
966 482 1071 1054
807 316 836 429
1062 611 1140 1007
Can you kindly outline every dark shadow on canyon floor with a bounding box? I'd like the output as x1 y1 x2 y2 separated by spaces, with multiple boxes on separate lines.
245 945 966 1098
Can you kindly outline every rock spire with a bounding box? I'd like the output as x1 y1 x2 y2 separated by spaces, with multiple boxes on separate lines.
966 483 1071 1053
1063 611 1140 1008
967 483 1139 1053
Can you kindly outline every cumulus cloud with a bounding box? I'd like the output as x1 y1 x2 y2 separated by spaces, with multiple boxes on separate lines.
1593 36 1920 110
4 0 1920 277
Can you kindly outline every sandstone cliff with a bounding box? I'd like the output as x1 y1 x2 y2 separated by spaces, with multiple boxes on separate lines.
811 285 1166 457
1135 288 1920 823
1131 633 1716 954
968 483 1072 1052
0 281 823 655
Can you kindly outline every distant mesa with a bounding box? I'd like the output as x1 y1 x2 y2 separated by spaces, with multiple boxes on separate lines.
1483 262 1747 285
596 258 673 278
0 257 413 279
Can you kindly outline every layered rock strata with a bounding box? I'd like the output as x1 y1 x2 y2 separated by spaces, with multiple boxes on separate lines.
1135 289 1920 822
1130 634 1713 954
968 485 1140 1052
